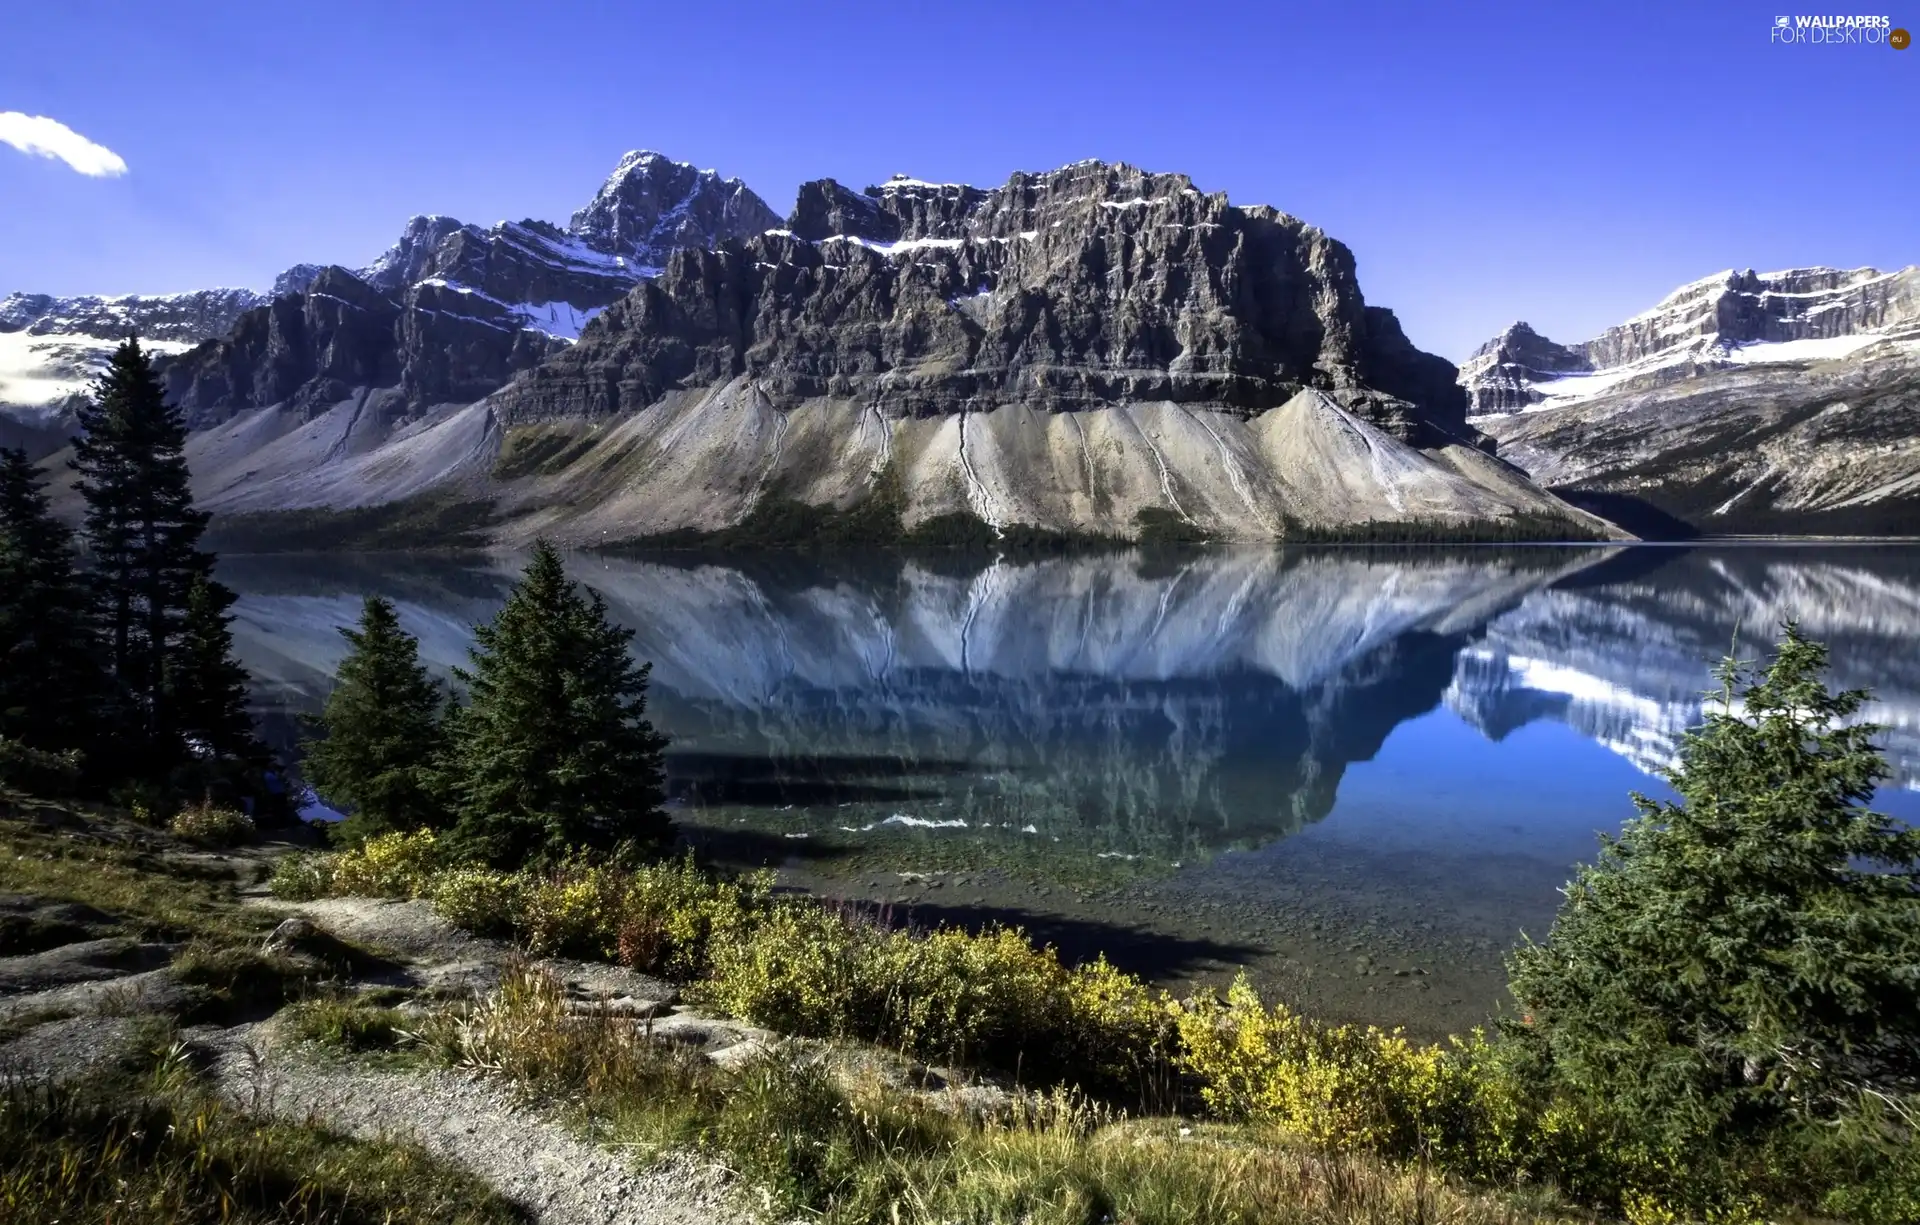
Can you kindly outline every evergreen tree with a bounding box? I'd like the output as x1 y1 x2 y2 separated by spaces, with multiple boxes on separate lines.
0 447 109 764
69 336 215 767
1508 624 1920 1176
446 542 670 865
166 574 263 766
303 595 450 844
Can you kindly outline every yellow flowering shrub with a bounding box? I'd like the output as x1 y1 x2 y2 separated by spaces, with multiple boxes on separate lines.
614 856 771 979
327 829 444 898
517 864 625 956
1176 973 1482 1158
429 867 526 937
700 901 870 1036
867 924 1068 1062
1059 955 1178 1090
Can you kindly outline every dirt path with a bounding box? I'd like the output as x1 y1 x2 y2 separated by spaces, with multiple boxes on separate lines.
206 1026 743 1225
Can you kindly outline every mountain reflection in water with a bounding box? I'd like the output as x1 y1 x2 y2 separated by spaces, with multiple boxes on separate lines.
221 544 1920 867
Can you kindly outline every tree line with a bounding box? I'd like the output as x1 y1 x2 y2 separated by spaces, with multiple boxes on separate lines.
0 338 670 863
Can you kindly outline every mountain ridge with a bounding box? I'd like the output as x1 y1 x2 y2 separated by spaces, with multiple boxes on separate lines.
5 152 1618 545
1461 265 1920 535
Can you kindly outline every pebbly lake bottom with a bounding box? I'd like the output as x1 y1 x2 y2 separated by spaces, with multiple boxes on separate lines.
225 542 1920 1041
670 711 1696 1040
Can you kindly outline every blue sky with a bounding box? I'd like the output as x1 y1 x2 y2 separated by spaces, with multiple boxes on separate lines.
1 0 1912 359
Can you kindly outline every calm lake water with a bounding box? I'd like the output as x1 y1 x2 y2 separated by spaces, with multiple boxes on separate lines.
221 543 1920 1035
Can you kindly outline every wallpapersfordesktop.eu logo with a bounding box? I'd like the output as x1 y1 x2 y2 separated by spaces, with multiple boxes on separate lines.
1770 14 1910 46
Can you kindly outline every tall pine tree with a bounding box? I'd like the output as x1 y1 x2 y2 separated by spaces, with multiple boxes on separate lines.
303 595 450 845
0 447 109 766
69 337 257 779
446 542 670 865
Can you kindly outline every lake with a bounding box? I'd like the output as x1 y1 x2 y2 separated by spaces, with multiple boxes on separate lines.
221 543 1920 1037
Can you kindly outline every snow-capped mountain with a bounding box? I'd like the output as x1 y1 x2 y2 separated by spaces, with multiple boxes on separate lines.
154 159 1609 545
0 290 263 454
0 152 780 458
1463 266 1920 535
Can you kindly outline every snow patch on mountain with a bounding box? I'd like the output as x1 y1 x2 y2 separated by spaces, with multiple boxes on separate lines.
1463 265 1920 419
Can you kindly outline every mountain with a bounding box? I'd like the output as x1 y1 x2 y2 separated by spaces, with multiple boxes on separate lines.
5 153 1612 545
0 288 267 456
172 160 1609 545
0 152 780 460
1462 266 1920 535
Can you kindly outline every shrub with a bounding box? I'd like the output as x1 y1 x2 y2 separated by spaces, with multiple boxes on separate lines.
268 851 336 900
0 736 82 795
1175 972 1535 1174
167 798 255 846
868 924 1072 1066
327 829 444 898
612 855 772 980
1059 956 1180 1102
516 863 627 956
429 867 525 938
704 901 1174 1093
701 900 871 1038
432 855 776 976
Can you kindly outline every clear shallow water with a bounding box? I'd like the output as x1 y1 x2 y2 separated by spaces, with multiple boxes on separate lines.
221 543 1920 1033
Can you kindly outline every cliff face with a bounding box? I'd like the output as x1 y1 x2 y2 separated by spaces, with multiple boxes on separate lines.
10 153 1608 544
155 153 783 426
158 268 567 428
496 162 1468 443
1461 266 1920 535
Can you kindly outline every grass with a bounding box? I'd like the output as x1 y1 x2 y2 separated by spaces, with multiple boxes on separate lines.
421 962 1579 1225
284 994 415 1055
169 940 317 1025
0 1040 521 1224
0 809 272 946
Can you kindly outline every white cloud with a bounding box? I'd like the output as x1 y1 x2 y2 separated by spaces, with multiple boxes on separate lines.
0 112 128 177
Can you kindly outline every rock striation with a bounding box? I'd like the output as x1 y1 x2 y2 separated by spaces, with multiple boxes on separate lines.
1462 266 1920 534
0 153 780 451
8 152 1611 543
156 152 781 424
499 163 1468 443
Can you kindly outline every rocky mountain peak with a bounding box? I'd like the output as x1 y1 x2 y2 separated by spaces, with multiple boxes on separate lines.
785 159 1226 248
499 158 1467 442
1457 322 1594 416
566 150 781 267
1460 264 1920 417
